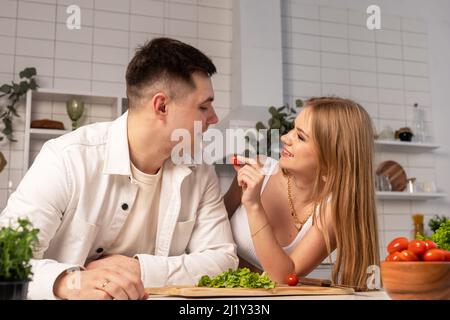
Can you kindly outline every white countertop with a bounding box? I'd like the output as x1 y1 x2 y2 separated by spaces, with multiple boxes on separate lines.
148 290 390 300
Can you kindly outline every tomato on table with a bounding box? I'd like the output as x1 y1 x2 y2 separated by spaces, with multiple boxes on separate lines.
285 274 299 286
424 240 437 250
385 252 403 262
387 237 409 254
399 250 419 261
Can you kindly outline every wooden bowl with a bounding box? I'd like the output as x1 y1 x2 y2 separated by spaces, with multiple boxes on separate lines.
381 261 450 300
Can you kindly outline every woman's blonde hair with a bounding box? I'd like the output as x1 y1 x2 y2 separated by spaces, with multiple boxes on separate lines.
305 96 379 291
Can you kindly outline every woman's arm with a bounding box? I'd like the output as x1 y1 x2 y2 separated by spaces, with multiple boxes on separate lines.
223 174 242 218
247 203 335 283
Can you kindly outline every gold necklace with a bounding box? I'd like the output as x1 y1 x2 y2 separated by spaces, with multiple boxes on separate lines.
286 174 313 230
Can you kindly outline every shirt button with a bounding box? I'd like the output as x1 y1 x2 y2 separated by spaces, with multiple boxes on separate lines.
121 203 129 211
96 247 103 254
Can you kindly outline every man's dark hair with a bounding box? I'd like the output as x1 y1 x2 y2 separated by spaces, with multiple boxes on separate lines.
126 37 216 106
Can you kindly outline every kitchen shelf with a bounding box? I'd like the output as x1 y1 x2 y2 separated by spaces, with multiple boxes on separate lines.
375 140 440 153
376 191 446 200
30 128 70 139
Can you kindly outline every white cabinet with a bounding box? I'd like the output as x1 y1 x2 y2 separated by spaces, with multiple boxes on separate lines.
23 88 125 170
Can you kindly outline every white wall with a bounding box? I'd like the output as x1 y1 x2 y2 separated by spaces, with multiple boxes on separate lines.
0 0 233 207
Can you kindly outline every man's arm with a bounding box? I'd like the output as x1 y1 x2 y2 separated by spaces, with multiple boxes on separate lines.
0 141 80 299
135 165 239 288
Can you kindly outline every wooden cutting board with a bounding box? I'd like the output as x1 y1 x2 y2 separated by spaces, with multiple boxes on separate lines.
146 285 354 297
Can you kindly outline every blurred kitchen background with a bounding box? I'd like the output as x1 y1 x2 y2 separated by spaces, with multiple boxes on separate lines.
0 0 449 263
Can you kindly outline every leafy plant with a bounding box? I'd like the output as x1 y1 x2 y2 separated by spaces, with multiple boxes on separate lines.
0 67 38 142
0 218 39 281
416 220 450 251
245 99 303 157
198 267 276 289
428 215 448 233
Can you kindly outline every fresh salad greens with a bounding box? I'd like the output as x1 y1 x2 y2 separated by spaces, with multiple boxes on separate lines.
198 268 276 289
416 220 450 251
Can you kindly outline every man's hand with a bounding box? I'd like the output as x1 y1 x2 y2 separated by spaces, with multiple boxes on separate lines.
54 258 147 300
86 254 141 277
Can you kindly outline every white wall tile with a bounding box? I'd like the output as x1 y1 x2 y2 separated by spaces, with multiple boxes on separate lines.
95 0 130 13
16 38 55 58
94 11 129 31
321 37 348 54
376 44 402 59
320 6 347 24
322 68 349 85
199 23 231 41
377 58 403 75
55 59 91 80
166 19 197 38
291 33 320 50
349 40 375 56
92 63 125 82
403 61 428 77
350 70 376 87
375 30 401 45
0 54 14 73
130 15 164 33
198 6 232 25
289 2 319 19
407 153 435 168
91 81 126 96
169 2 197 21
288 81 321 97
321 83 349 97
55 41 92 62
283 48 320 66
93 45 128 65
198 0 232 10
17 19 55 40
403 46 428 62
378 104 404 120
401 18 427 34
348 10 364 26
285 65 320 82
0 0 17 18
404 76 429 91
0 18 16 36
198 39 231 58
405 91 431 107
382 15 401 31
378 74 403 90
56 23 93 44
56 5 94 26
54 77 91 92
212 57 231 75
348 25 374 42
292 18 320 35
321 52 348 69
402 32 428 48
350 86 378 102
349 55 376 72
93 28 129 48
378 88 404 105
57 0 94 9
18 1 56 22
320 21 347 38
211 74 230 91
130 0 164 16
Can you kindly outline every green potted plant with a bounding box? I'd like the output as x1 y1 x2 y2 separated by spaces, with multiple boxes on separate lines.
0 67 38 142
245 99 303 157
0 218 39 300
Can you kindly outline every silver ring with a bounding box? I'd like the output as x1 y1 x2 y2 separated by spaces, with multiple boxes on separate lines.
101 280 109 288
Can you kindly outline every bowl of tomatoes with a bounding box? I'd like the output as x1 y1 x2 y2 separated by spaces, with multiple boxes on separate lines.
381 237 450 300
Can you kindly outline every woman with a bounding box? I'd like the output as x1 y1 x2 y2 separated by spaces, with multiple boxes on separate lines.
224 97 379 291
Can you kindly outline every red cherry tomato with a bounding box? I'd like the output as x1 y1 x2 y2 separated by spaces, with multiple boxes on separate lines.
408 240 427 256
285 274 299 286
387 237 409 254
444 250 450 261
424 240 437 250
230 154 240 166
423 249 447 262
399 250 419 261
385 252 403 262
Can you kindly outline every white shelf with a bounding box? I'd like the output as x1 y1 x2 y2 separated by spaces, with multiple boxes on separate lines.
30 128 70 139
376 191 446 200
32 88 122 105
375 140 440 153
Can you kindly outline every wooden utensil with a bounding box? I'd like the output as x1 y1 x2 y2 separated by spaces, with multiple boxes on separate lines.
376 160 407 191
145 285 353 297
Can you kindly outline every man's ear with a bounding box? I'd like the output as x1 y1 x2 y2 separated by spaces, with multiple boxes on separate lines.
152 92 168 117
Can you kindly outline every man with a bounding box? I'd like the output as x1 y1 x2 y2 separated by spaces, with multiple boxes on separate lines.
0 38 238 300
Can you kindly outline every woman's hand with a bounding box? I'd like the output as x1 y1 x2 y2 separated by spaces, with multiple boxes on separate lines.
234 155 265 208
